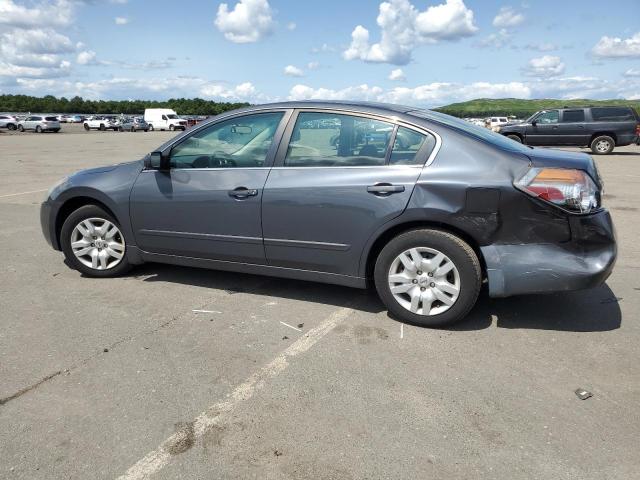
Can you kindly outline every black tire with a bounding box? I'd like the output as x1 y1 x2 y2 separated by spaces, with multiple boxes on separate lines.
507 134 522 143
169 124 175 131
35 125 42 133
84 123 90 131
7 123 16 131
130 126 135 132
144 128 149 132
60 205 132 278
374 229 482 328
17 124 24 132
118 126 124 132
148 124 154 131
99 124 105 131
591 135 614 155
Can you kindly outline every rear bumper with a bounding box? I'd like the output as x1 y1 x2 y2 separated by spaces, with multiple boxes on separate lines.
482 209 616 298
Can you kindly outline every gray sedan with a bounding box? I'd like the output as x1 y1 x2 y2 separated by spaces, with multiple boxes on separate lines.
118 117 149 132
40 101 616 327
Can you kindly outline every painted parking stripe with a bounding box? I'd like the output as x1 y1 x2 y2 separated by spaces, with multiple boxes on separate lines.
116 306 353 480
0 189 47 198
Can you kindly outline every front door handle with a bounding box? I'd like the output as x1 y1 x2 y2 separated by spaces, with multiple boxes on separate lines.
367 183 405 196
228 187 258 199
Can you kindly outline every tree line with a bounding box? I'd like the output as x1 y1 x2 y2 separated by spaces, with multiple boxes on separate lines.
0 94 250 115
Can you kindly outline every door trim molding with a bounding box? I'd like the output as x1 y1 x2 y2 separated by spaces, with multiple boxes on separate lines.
138 229 263 245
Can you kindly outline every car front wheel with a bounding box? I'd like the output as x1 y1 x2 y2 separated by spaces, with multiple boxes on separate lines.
17 124 24 132
507 134 522 143
591 135 614 155
60 205 131 277
374 229 482 327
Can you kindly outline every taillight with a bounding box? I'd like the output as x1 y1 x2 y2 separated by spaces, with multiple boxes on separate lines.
515 167 600 214
635 123 640 135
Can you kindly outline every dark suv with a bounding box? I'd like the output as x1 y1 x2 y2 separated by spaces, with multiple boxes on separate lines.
499 106 640 154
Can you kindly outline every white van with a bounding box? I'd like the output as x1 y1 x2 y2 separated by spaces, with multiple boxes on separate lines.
143 108 188 131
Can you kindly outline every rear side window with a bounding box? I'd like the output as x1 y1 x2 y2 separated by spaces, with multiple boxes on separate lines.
562 110 585 122
45 116 57 121
389 127 433 165
285 112 393 167
591 107 634 121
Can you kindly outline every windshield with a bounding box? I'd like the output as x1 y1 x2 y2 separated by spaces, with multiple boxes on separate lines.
166 114 178 119
410 109 532 153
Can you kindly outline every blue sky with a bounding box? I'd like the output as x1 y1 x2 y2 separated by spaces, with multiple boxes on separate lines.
1 0 639 106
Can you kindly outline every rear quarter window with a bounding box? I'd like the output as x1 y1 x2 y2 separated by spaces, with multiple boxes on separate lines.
45 116 58 121
591 107 635 122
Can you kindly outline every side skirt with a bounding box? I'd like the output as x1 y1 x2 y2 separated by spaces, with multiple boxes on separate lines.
137 250 368 289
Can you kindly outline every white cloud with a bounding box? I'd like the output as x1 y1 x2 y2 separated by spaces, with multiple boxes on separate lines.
523 42 557 52
477 28 511 49
523 55 565 77
492 6 524 28
0 59 71 78
114 16 129 25
592 32 640 58
389 68 405 81
214 0 274 43
311 43 335 54
76 50 97 65
624 68 640 77
0 0 74 29
283 64 304 77
307 61 319 70
288 81 530 107
343 0 478 65
286 21 296 30
200 81 258 100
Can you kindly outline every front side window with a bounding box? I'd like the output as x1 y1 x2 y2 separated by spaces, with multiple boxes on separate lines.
170 112 284 169
284 112 394 167
535 110 559 124
562 110 585 123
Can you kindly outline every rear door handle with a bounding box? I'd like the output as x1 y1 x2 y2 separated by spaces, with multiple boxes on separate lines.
367 183 405 196
228 187 258 199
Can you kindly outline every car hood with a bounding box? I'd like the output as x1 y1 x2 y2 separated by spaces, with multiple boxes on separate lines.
73 159 142 177
525 148 599 184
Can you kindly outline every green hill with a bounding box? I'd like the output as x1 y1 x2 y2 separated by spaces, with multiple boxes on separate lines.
434 98 640 119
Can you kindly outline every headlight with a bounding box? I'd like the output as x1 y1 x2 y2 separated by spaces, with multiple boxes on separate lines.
515 168 599 214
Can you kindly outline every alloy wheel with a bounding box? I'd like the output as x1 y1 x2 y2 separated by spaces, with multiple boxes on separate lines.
70 217 125 270
596 140 611 153
388 247 460 316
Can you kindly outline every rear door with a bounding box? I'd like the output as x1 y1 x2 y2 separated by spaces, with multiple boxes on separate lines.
558 109 588 145
525 110 560 145
130 110 291 263
261 110 437 277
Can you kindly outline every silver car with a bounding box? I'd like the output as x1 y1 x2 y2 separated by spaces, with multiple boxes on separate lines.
118 117 149 132
0 114 19 130
18 115 61 133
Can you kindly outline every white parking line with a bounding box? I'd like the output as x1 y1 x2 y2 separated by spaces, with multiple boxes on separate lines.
116 306 353 480
0 189 47 198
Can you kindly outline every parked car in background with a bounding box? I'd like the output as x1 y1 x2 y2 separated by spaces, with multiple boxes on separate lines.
18 115 60 133
84 116 118 131
0 114 18 130
118 117 149 132
485 117 509 131
63 115 84 123
41 101 616 327
499 106 640 154
144 108 187 131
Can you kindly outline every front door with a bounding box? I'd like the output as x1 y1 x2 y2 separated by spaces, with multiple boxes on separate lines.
262 110 436 277
130 110 289 264
525 110 560 145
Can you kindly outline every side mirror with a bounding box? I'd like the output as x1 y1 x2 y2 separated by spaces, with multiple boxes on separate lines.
144 151 169 170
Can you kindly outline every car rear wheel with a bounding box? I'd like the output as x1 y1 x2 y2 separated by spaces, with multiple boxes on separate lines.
507 134 522 143
61 205 131 277
7 123 16 130
99 124 105 131
83 123 90 131
591 135 614 155
130 126 135 132
35 126 42 133
374 229 482 327
118 126 124 132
